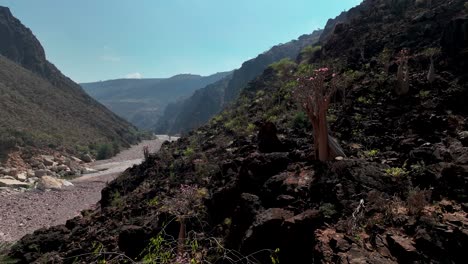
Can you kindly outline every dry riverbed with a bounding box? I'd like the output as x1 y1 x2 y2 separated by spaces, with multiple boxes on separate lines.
0 138 172 243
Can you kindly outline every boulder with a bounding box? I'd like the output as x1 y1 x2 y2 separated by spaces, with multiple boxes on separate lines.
0 178 30 188
36 176 63 190
15 172 27 181
35 169 50 178
56 165 69 172
118 225 148 258
240 208 294 261
80 154 93 163
386 234 419 262
257 122 285 153
41 155 55 166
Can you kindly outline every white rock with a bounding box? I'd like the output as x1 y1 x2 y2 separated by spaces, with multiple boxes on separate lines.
81 167 97 174
16 172 27 181
0 179 31 188
70 156 83 163
60 179 74 187
36 176 63 190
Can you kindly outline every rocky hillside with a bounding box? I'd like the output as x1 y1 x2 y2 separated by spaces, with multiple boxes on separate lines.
81 72 231 130
154 30 322 135
8 0 468 263
0 6 141 156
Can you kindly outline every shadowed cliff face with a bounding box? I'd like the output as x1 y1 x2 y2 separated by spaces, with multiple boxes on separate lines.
0 6 47 76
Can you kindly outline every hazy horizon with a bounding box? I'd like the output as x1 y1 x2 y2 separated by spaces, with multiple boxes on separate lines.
2 0 361 83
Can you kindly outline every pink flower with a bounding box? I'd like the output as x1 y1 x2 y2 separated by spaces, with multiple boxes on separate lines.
332 73 337 77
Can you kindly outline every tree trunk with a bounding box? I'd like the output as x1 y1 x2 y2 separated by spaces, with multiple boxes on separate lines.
317 106 330 161
177 218 186 256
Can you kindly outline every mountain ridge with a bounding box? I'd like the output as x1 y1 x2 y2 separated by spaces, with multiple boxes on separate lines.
154 29 323 134
80 71 232 129
0 6 140 155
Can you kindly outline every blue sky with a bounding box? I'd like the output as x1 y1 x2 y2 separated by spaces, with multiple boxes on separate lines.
1 0 361 82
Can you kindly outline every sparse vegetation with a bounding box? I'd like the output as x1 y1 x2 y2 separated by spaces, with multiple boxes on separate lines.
385 167 408 177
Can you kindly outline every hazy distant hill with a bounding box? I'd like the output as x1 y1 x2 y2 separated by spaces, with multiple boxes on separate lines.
0 6 140 154
154 29 323 134
81 72 231 129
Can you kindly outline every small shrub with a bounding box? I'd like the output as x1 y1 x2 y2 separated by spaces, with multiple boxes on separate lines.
365 149 379 157
300 45 322 64
357 96 372 104
270 58 297 77
419 90 430 98
246 123 256 134
319 203 337 219
407 187 431 215
96 143 114 160
183 147 195 158
465 2 468 12
385 167 408 177
110 191 123 208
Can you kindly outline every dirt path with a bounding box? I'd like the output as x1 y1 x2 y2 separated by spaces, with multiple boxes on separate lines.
0 138 168 243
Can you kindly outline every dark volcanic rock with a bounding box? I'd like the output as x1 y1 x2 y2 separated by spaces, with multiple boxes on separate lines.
118 225 149 259
257 122 285 153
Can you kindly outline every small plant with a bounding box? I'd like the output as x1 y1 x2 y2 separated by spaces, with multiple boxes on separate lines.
110 191 123 208
407 187 431 215
319 203 337 219
365 149 379 157
183 147 195 158
465 2 468 13
270 58 296 78
385 167 408 177
270 248 281 264
357 96 371 104
418 90 430 98
141 233 174 264
246 123 256 134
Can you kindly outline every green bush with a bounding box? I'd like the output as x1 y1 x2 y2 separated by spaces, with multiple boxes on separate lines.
96 143 114 160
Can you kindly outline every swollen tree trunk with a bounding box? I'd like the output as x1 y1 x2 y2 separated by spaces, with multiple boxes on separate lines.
177 218 186 256
317 106 330 161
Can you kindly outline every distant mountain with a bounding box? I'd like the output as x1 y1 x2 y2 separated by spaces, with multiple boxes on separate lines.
80 72 231 129
0 6 140 155
154 29 323 134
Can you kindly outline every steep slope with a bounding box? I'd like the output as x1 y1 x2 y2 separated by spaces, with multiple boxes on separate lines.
0 6 140 155
155 30 322 134
81 72 231 129
9 0 468 263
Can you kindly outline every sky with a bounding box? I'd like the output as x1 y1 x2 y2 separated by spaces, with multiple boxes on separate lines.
1 0 362 83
